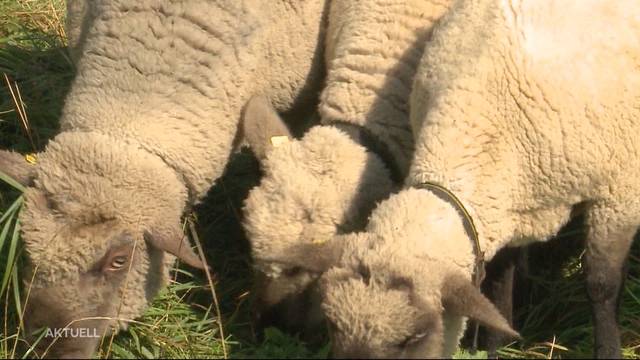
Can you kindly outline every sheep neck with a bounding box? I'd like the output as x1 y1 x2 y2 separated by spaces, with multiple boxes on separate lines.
413 182 485 288
326 121 405 184
366 188 477 281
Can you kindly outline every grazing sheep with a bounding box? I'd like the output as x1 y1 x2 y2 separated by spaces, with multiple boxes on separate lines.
241 0 452 333
309 0 640 358
0 0 328 358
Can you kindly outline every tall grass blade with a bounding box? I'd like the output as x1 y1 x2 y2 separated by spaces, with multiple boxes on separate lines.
11 264 22 326
0 171 25 193
0 200 20 256
0 196 22 227
0 217 21 298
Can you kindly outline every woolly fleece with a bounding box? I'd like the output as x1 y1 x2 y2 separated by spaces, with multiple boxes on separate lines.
322 0 640 357
242 0 452 308
9 0 329 357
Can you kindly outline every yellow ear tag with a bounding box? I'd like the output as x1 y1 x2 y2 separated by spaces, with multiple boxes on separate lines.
311 238 328 245
25 153 37 165
270 136 290 148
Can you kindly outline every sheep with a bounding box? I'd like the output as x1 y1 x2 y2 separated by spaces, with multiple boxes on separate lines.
0 0 328 358
301 0 640 358
241 0 452 336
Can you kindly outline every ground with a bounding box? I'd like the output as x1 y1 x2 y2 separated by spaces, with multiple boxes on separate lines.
0 1 638 358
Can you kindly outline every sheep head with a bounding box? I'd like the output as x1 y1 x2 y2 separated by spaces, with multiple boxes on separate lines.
320 236 519 359
0 139 207 359
241 95 395 333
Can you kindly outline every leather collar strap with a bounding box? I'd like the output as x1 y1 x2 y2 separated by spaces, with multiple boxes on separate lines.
326 120 404 185
413 182 486 287
414 181 487 353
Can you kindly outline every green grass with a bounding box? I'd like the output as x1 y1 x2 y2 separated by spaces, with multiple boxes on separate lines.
0 1 639 359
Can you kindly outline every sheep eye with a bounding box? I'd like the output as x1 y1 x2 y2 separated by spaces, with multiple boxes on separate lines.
109 256 128 271
94 239 134 274
398 332 427 348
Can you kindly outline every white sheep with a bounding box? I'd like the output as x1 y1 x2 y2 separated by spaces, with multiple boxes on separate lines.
0 0 328 358
241 0 452 334
314 0 640 358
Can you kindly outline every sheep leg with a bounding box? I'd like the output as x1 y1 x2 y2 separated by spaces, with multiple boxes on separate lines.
584 206 636 359
481 247 518 358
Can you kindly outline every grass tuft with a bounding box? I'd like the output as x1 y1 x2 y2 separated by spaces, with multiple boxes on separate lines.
101 278 227 359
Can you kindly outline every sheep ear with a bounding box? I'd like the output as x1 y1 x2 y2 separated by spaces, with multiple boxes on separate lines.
143 227 210 272
242 95 292 160
0 150 37 186
441 273 520 339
